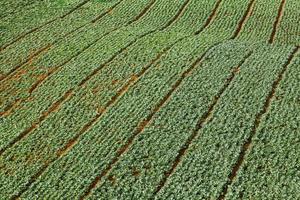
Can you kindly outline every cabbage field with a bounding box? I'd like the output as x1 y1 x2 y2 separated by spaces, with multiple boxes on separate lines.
0 0 299 199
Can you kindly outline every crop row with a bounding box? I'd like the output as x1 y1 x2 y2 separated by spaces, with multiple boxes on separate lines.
2 0 297 82
15 38 237 200
0 0 214 147
0 0 206 197
276 1 300 45
0 0 36 18
0 0 85 47
1 1 299 199
0 0 245 118
0 0 131 76
0 0 252 197
1 2 298 198
226 49 300 199
0 0 248 157
236 0 283 43
154 45 295 200
81 41 254 200
0 0 161 112
0 0 280 115
5 0 255 198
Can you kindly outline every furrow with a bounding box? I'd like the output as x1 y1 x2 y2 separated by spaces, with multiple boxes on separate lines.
0 90 73 157
0 1 243 198
0 0 183 157
231 0 255 39
1 27 41 52
80 1 192 88
160 0 191 31
0 45 51 82
269 0 286 44
1 1 297 199
153 51 253 196
194 0 222 35
91 0 124 23
78 30 156 87
28 67 59 94
1 0 180 89
1 33 105 117
0 99 21 117
27 28 118 94
1 0 123 82
10 163 48 200
57 46 169 157
11 40 175 200
48 0 122 40
217 46 300 200
0 0 153 117
0 1 36 19
57 1 248 194
60 0 91 19
79 43 218 200
54 0 119 43
127 0 157 25
0 0 91 51
274 1 300 45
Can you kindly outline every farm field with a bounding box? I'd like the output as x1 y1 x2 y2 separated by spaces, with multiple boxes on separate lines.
0 0 299 199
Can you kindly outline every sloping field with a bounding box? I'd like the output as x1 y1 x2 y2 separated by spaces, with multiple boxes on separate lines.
0 0 299 199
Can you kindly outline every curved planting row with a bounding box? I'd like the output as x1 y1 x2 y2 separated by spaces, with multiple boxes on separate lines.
0 0 255 195
0 1 204 198
276 1 300 45
0 0 36 18
1 0 196 113
226 49 300 200
0 0 185 151
0 0 240 198
155 45 295 200
83 41 254 200
236 0 283 43
0 0 159 112
0 0 136 78
1 0 299 199
0 0 86 47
